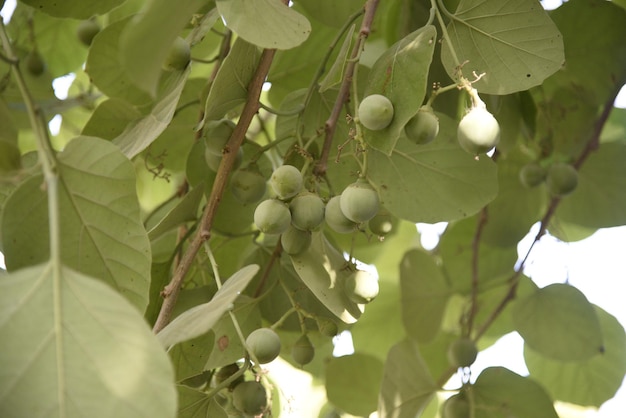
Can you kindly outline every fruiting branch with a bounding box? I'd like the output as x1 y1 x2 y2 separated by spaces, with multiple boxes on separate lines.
314 0 380 177
153 45 279 334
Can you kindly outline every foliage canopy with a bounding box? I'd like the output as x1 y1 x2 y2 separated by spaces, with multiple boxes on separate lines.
1 0 625 417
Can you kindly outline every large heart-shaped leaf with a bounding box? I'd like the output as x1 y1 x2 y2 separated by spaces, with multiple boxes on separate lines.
0 263 177 418
1 136 151 311
441 0 564 94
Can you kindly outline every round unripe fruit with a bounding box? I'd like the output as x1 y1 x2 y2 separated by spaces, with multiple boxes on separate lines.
292 334 315 366
289 192 325 231
163 36 191 71
76 19 100 46
316 317 339 337
442 394 470 418
447 338 478 368
270 165 303 200
546 162 578 196
358 94 394 130
246 328 281 364
254 199 291 235
25 50 45 76
324 196 358 234
204 119 236 156
232 381 269 416
231 168 267 204
280 226 312 255
405 106 439 145
457 106 500 155
368 209 396 236
343 270 379 304
340 180 380 223
519 162 547 188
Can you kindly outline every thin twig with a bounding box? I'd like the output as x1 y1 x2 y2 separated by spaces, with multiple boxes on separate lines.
466 207 488 336
314 0 380 177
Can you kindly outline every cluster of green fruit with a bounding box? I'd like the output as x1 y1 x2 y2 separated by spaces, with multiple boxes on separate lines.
215 362 270 416
358 94 501 156
519 161 579 196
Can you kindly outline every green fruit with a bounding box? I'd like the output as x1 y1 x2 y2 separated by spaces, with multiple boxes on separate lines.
270 165 303 200
457 106 500 155
289 192 325 231
368 209 396 237
215 363 243 390
254 199 291 235
447 338 478 368
292 334 315 366
339 179 380 223
231 168 267 204
76 19 101 46
358 94 394 130
343 270 379 304
519 162 547 188
324 196 357 234
405 106 439 145
316 317 339 337
246 328 281 364
204 119 236 156
163 36 191 71
442 394 470 418
25 50 45 76
280 226 312 255
546 162 578 196
232 381 269 416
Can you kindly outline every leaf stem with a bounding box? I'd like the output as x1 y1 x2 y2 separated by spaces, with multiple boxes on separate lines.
314 0 380 177
466 207 488 337
434 0 462 76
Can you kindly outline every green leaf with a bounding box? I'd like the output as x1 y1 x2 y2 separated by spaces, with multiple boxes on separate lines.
148 184 204 240
119 0 208 96
204 296 262 370
481 151 547 247
169 333 215 382
0 263 176 418
555 142 626 229
524 306 626 407
216 0 311 50
200 38 262 125
114 69 191 159
82 98 143 139
439 217 518 293
156 264 259 348
363 25 436 154
19 0 125 19
472 367 559 418
325 353 384 417
367 113 498 223
298 0 364 28
441 0 564 94
1 137 152 311
85 18 153 106
319 24 354 92
289 232 363 324
400 249 450 342
177 385 228 418
378 339 437 418
0 99 20 173
548 0 626 105
512 283 604 361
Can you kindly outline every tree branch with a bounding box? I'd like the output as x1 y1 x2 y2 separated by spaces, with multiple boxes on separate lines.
314 0 380 177
153 47 278 334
